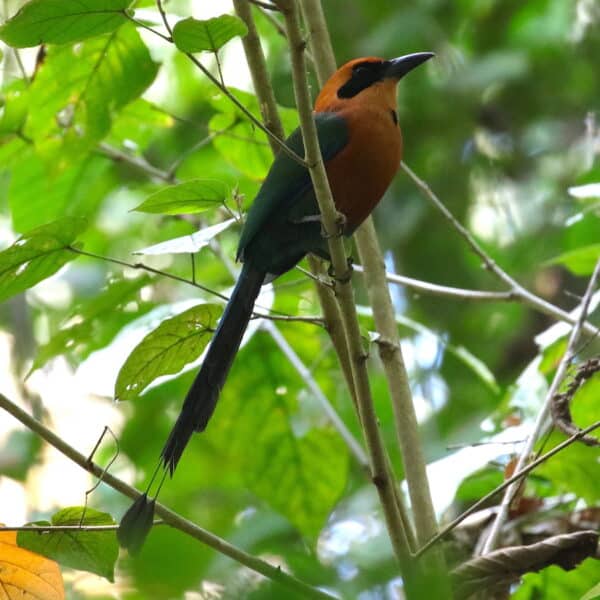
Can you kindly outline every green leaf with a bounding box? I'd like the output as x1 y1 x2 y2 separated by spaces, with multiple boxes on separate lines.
30 275 153 374
0 79 28 135
108 99 174 151
213 342 349 537
454 467 503 503
0 217 86 303
0 0 130 48
210 112 273 179
18 507 119 581
115 303 223 401
547 244 600 276
512 558 600 600
133 179 229 215
172 15 247 53
582 582 600 600
26 23 158 150
536 375 600 504
8 152 114 231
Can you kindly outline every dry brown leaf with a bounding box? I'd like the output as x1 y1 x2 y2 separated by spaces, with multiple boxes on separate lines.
452 529 598 599
0 529 64 599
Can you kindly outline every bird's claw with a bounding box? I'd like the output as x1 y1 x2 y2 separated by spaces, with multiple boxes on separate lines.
328 256 354 284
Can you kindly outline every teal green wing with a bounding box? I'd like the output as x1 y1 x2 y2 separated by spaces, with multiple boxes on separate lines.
237 112 348 262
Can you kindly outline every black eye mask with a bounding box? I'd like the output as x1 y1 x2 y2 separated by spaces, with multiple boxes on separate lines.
337 60 388 99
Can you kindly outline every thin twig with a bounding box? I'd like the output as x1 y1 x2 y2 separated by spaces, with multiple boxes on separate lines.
353 265 515 302
264 320 369 468
183 53 307 166
67 246 323 326
125 14 172 42
155 0 173 36
401 162 600 338
416 418 600 558
0 524 141 532
0 393 334 600
480 256 600 554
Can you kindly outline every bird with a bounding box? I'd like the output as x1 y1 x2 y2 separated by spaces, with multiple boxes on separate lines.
161 52 434 475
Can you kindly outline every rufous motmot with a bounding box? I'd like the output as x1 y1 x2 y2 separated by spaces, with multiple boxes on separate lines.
119 53 433 553
161 52 434 473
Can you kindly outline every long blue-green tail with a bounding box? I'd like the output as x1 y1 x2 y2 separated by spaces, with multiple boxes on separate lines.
161 263 265 474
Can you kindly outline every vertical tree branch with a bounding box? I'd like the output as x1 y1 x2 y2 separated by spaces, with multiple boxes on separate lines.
297 0 443 564
275 0 413 572
232 0 360 437
356 219 439 547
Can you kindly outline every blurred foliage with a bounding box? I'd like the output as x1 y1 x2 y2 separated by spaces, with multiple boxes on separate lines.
1 0 600 598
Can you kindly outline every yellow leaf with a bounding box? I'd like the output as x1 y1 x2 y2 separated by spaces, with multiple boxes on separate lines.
0 529 64 599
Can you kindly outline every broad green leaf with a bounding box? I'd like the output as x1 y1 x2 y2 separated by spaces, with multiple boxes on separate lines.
0 79 28 135
115 303 223 401
18 507 118 581
454 467 503 503
547 244 600 276
172 15 247 53
209 86 299 134
133 179 229 215
512 558 600 600
213 343 349 537
581 582 600 600
536 375 600 504
0 0 130 48
30 275 153 373
8 153 114 231
26 24 158 150
0 217 86 303
210 112 273 179
108 99 174 151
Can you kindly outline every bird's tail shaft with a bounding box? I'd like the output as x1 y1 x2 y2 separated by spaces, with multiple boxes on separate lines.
161 263 265 474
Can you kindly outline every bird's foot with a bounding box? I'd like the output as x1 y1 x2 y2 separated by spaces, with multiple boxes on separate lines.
328 256 354 284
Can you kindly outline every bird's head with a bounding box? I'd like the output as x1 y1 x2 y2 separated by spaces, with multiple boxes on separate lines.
315 53 434 113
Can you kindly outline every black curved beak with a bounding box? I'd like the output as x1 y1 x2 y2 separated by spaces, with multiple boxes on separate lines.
385 52 435 80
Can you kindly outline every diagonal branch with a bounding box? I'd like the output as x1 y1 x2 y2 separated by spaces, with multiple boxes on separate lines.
416 418 600 558
0 393 335 600
480 256 600 554
401 162 600 337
